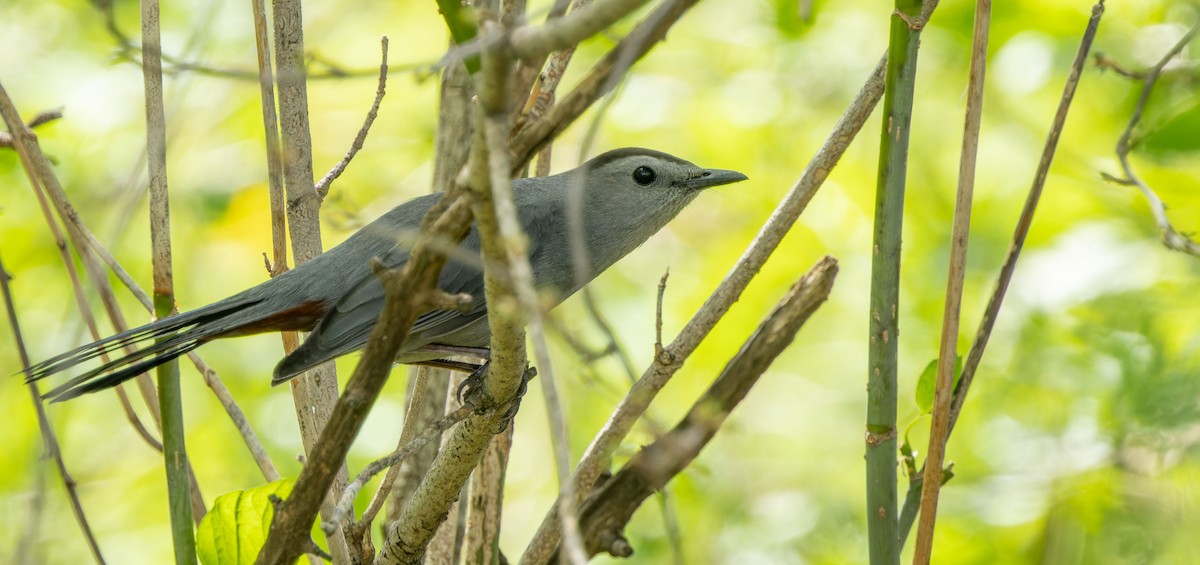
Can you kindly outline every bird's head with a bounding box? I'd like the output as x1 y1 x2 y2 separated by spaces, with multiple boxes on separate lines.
553 147 748 270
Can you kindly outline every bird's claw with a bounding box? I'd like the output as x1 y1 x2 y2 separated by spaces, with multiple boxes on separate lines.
456 363 489 406
457 364 537 433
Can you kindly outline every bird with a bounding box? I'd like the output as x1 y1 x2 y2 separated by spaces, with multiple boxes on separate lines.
24 148 747 401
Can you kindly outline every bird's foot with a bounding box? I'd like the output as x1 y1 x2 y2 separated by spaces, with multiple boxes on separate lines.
496 366 536 431
456 362 490 406
458 364 537 433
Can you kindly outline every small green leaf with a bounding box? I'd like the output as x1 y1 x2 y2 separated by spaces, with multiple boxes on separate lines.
915 356 963 415
915 359 938 415
197 479 294 565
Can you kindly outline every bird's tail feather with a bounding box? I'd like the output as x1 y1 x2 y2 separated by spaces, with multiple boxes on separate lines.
24 296 262 401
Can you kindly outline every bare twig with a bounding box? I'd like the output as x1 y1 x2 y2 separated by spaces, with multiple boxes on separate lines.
1102 20 1200 257
520 54 888 565
655 269 669 363
332 406 474 529
249 0 289 279
911 1 989 562
245 0 291 491
376 55 524 560
315 37 390 198
866 2 932 561
509 0 651 60
353 364 428 538
897 0 1107 547
0 108 62 149
95 0 398 83
1 256 106 563
461 425 513 565
565 257 838 559
509 0 702 171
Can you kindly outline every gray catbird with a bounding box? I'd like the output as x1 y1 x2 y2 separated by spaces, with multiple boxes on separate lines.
26 148 747 400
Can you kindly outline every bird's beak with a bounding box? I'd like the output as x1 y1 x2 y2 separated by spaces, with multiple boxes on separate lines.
684 168 749 190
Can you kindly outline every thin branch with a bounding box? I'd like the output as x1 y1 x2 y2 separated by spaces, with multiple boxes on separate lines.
509 0 650 60
482 46 589 565
1 255 106 563
353 365 428 537
244 0 292 491
509 0 701 172
461 425 513 565
315 37 390 198
910 0 989 562
565 257 838 559
269 0 353 560
897 0 1106 547
519 53 888 565
0 108 62 149
1102 20 1200 257
95 0 400 83
332 406 474 529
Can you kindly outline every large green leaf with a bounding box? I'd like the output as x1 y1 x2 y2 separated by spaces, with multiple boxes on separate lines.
196 479 294 565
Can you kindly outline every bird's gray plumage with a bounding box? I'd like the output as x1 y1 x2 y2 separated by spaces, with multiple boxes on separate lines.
25 148 747 400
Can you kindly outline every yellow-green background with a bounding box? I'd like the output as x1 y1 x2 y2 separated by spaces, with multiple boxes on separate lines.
2 0 1199 563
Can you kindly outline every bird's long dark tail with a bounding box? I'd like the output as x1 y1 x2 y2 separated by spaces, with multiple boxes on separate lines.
24 296 264 402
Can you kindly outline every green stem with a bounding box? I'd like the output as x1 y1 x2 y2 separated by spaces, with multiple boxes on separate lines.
437 0 479 74
156 295 195 564
867 1 924 564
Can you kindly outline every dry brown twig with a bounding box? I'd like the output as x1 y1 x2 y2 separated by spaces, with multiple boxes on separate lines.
1099 21 1200 257
563 256 838 559
0 108 62 148
911 0 990 561
331 405 475 529
0 255 107 564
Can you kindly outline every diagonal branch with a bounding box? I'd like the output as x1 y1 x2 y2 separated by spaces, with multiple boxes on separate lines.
566 257 838 559
0 255 106 564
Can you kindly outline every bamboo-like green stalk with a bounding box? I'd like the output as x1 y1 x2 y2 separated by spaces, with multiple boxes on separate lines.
866 1 926 563
141 0 196 561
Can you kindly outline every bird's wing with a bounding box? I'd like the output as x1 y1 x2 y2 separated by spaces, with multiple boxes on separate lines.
272 190 564 384
273 234 490 383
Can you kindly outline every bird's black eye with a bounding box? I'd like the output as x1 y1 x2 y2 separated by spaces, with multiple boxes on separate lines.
632 166 656 186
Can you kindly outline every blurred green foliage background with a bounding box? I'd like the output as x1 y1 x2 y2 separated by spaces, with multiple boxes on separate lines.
1 0 1198 563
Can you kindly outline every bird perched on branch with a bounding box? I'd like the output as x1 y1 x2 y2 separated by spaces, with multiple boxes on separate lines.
25 148 747 401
